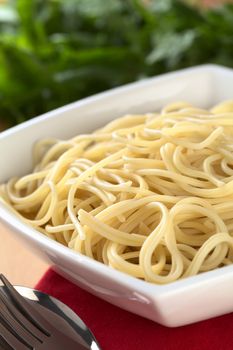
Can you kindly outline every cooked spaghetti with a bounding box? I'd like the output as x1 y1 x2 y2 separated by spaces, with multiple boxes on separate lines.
1 100 233 284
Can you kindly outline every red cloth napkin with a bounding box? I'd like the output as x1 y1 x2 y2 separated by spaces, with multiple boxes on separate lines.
36 269 233 350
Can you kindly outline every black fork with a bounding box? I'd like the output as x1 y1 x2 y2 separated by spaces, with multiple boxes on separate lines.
0 274 88 349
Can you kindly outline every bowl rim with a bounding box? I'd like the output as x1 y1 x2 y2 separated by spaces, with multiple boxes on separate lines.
1 63 231 141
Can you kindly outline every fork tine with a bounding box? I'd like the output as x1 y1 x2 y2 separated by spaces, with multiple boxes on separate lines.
0 288 46 343
0 335 12 350
0 322 28 350
0 274 50 337
0 292 41 349
0 338 12 350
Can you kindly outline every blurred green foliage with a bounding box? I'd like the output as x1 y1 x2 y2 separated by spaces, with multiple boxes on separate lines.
0 0 233 126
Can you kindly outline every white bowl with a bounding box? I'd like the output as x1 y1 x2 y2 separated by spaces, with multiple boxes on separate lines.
1 64 233 327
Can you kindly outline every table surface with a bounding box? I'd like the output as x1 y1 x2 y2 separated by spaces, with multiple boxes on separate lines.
0 222 49 287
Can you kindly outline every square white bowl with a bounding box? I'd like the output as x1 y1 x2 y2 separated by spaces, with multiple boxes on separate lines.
1 64 233 327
